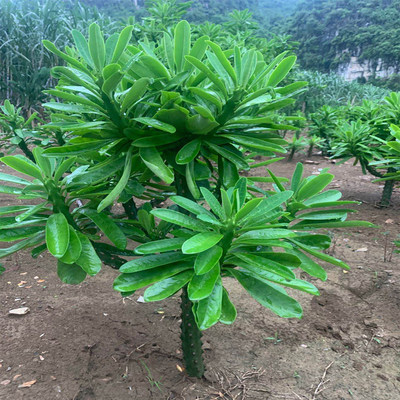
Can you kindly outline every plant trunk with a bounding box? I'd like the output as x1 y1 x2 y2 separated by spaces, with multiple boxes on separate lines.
380 168 396 207
18 139 35 162
307 144 314 158
288 148 295 162
174 170 205 377
180 286 205 377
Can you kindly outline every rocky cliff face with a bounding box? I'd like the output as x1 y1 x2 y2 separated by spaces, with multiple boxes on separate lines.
337 57 399 81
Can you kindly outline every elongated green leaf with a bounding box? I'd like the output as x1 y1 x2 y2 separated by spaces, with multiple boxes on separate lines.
111 25 133 63
150 209 208 232
291 162 303 192
45 214 70 258
0 206 31 216
0 173 31 186
139 147 174 184
287 248 327 281
185 55 227 98
206 142 249 170
188 87 223 111
59 226 82 264
276 81 308 96
296 174 334 201
88 23 105 71
230 269 302 318
114 262 190 292
97 148 133 212
184 35 209 71
0 226 44 242
200 187 224 219
219 287 237 324
290 239 349 270
120 252 191 273
135 238 186 255
174 20 191 73
235 229 296 245
76 233 101 276
144 270 194 302
182 232 223 254
267 56 296 87
195 245 223 275
1 155 42 180
54 157 77 182
170 195 211 217
83 209 126 250
43 140 111 157
207 41 237 85
220 134 286 153
134 117 176 133
176 139 201 165
57 261 87 285
188 263 220 301
72 29 94 67
0 233 44 259
121 78 149 113
196 277 223 330
234 253 295 280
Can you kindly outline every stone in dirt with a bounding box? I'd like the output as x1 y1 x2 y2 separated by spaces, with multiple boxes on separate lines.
9 307 30 315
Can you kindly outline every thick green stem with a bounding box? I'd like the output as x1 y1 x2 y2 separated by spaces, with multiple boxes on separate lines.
307 144 314 158
288 147 296 161
380 168 396 207
17 138 34 162
180 286 205 378
174 171 205 377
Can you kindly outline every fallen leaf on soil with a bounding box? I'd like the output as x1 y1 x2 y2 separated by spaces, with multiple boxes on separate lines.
19 272 27 275
304 160 319 164
50 376 56 381
385 219 394 224
0 380 10 386
13 374 21 381
25 286 32 289
37 280 45 283
343 270 349 274
18 380 36 388
34 276 39 279
176 364 184 372
356 247 368 252
18 281 27 286
39 355 44 361
9 307 30 315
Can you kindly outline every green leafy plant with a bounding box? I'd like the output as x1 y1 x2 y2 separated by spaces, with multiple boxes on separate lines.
286 135 307 161
0 21 372 378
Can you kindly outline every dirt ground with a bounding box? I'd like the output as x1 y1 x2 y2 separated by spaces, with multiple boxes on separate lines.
0 154 400 400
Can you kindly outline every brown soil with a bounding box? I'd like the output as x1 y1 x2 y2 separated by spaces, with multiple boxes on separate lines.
1 154 400 400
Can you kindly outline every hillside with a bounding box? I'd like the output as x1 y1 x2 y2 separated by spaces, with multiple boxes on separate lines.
287 0 400 80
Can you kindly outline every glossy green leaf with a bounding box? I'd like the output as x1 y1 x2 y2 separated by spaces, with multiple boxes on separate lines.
97 147 133 212
219 288 237 324
57 261 87 285
43 140 111 157
235 229 296 245
230 269 302 318
296 174 334 201
144 270 194 302
195 277 223 330
139 147 174 184
121 78 149 113
72 29 94 67
291 162 303 192
200 187 224 219
188 263 220 301
0 226 44 242
234 253 295 280
287 248 327 281
111 25 133 63
45 213 70 258
182 232 223 254
151 209 208 232
88 23 105 71
59 226 82 264
135 238 186 255
83 208 126 250
75 233 102 276
174 20 191 73
120 252 191 273
267 56 296 87
114 262 191 292
1 155 42 180
176 140 201 165
195 245 223 274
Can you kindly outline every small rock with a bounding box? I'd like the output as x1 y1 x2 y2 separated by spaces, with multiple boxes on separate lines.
356 247 368 252
377 373 389 382
9 307 30 316
136 296 145 303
